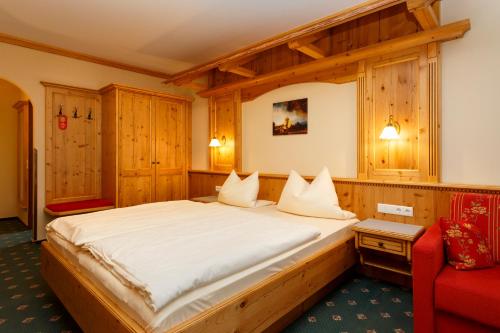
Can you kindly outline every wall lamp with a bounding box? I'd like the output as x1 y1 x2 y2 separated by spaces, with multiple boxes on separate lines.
209 135 226 147
379 115 400 140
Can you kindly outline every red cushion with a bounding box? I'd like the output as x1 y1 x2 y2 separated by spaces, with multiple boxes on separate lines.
46 199 114 213
435 265 500 329
450 193 500 263
440 217 494 270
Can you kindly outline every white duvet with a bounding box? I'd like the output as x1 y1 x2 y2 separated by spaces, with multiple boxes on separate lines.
46 200 320 312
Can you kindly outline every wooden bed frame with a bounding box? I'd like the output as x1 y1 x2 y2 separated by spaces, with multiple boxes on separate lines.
41 234 356 333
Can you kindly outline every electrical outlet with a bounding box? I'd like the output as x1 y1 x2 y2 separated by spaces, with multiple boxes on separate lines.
377 203 414 217
215 185 222 192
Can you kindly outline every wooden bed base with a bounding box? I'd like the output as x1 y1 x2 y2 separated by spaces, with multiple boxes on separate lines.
41 235 356 333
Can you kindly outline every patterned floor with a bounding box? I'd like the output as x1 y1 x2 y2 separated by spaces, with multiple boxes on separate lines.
283 277 413 333
0 218 81 333
0 218 413 333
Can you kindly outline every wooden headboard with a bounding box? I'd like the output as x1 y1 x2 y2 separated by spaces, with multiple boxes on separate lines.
189 170 500 228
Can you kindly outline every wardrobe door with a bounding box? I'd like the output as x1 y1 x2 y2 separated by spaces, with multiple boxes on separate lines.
154 97 186 202
118 91 155 207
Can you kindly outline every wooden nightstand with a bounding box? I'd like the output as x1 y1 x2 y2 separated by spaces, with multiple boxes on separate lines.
352 219 424 277
190 196 218 203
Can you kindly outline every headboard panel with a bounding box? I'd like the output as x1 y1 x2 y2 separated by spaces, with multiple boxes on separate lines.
189 170 500 228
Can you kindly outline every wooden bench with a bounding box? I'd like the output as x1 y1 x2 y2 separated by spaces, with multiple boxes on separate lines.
44 199 115 217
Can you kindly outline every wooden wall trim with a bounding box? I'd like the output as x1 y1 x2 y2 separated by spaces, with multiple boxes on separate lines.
197 19 470 98
189 170 500 228
189 170 500 194
41 81 100 94
1 33 172 79
164 0 407 84
99 84 194 102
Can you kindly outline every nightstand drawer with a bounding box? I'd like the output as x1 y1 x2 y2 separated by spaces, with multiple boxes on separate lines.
359 234 405 254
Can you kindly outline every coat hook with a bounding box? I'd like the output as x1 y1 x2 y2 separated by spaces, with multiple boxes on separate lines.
87 108 93 120
58 104 64 116
73 106 81 119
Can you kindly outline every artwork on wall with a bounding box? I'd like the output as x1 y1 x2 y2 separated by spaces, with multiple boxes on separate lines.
272 98 308 135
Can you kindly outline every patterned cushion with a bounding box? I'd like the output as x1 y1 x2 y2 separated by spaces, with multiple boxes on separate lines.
440 217 494 270
450 193 500 263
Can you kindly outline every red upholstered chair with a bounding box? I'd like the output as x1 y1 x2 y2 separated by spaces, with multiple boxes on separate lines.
413 193 500 333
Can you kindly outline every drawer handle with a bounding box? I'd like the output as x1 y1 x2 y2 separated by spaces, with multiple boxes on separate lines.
378 241 385 248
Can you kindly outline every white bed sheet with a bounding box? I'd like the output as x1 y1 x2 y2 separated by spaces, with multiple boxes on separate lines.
47 203 358 333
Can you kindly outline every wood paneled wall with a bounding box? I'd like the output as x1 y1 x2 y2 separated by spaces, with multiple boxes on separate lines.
209 91 242 171
44 82 102 205
208 3 420 102
359 45 440 182
189 170 500 229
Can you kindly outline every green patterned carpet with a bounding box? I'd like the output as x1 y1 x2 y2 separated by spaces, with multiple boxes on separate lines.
0 218 413 333
0 218 81 333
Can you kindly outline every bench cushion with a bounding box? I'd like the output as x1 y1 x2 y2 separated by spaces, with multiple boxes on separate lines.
46 199 114 215
435 265 500 329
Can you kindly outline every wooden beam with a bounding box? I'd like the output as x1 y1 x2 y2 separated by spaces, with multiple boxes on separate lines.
288 30 329 59
219 66 256 78
0 32 173 79
292 44 327 59
163 0 407 84
198 19 470 98
407 0 439 30
178 81 208 91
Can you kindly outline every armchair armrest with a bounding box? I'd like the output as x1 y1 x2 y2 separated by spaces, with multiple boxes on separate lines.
412 223 445 333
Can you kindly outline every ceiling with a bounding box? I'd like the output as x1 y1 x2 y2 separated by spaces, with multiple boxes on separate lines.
0 0 365 74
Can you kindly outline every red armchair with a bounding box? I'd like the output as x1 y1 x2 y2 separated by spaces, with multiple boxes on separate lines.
413 193 500 333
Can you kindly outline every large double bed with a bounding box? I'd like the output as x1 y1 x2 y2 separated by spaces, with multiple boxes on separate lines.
41 200 358 333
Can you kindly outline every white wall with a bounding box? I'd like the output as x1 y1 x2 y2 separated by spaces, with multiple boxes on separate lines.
0 79 25 218
441 0 500 185
0 42 204 239
242 82 357 177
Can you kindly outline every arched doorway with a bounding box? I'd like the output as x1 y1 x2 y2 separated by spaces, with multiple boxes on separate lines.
0 78 35 239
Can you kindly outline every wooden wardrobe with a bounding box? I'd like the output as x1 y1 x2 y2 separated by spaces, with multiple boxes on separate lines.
100 84 192 208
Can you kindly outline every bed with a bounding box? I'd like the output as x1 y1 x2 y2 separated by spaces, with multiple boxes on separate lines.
41 200 358 333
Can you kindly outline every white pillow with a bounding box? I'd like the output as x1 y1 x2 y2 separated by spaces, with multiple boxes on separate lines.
277 167 355 219
218 170 259 208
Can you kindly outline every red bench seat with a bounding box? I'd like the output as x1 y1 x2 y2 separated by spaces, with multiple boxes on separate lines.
45 199 114 216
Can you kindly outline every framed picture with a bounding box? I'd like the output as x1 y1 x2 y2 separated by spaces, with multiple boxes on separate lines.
272 98 308 136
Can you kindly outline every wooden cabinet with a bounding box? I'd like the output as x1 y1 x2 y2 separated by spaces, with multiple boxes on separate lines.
44 82 102 205
101 84 192 207
352 219 424 277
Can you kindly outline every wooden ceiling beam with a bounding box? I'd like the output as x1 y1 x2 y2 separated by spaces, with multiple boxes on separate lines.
198 19 470 98
219 66 256 78
288 31 329 59
407 0 439 30
163 0 407 84
291 44 327 59
218 54 258 78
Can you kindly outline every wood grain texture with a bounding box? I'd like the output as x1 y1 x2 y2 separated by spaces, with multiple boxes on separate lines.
101 85 191 207
44 82 102 205
198 19 469 97
164 0 407 84
41 233 355 333
189 170 500 229
13 100 29 209
209 91 242 171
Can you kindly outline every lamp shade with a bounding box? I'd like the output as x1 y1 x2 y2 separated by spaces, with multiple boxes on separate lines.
208 137 221 147
379 125 400 140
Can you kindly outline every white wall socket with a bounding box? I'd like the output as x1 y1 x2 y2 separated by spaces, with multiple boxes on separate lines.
215 185 222 192
377 203 414 217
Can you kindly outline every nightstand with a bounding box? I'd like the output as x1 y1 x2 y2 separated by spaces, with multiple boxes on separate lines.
352 219 424 276
190 196 218 203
